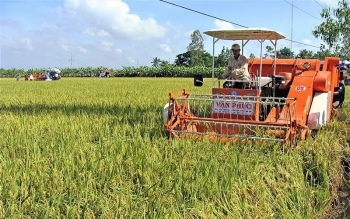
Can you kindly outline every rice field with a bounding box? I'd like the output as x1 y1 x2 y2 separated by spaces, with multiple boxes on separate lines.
0 77 349 219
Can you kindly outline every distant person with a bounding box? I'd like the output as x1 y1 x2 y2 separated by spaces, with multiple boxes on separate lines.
333 83 345 108
339 65 347 84
29 74 34 81
16 74 20 81
333 68 346 108
25 74 29 81
218 43 251 88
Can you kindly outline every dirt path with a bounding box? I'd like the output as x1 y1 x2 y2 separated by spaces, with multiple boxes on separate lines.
324 158 350 219
324 186 350 219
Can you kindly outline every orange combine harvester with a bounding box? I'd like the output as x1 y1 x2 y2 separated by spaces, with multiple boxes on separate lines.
163 28 345 146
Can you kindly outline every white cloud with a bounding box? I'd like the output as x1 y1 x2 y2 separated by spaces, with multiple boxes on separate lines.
83 28 95 36
115 48 123 54
21 38 34 51
100 40 114 51
302 39 312 45
159 44 172 53
162 21 192 41
83 28 111 37
64 0 167 40
214 19 234 29
61 44 70 51
79 46 87 53
127 57 136 63
41 22 62 33
96 29 111 37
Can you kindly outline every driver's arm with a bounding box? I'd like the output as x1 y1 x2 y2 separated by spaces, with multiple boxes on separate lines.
219 60 232 79
234 56 250 79
240 56 249 73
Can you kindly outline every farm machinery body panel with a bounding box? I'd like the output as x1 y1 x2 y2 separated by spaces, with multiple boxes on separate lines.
163 28 344 145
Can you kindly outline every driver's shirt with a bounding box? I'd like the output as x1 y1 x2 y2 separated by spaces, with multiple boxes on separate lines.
221 55 250 81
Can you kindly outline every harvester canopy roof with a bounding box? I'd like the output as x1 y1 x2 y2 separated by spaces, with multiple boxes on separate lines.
203 28 286 41
98 69 112 73
47 67 61 74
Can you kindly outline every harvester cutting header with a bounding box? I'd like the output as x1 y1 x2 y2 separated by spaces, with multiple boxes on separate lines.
163 28 345 146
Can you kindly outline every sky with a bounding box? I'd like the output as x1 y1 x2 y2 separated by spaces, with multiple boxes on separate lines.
0 0 340 70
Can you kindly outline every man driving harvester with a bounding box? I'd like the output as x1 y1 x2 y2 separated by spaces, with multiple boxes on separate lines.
218 43 251 89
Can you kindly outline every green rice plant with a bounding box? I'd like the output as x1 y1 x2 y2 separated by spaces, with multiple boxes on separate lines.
0 77 349 218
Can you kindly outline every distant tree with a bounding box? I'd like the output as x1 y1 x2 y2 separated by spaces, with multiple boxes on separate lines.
276 47 295 58
263 46 294 59
151 57 161 67
187 30 205 66
160 60 169 67
312 0 350 59
215 46 227 67
264 46 275 58
297 49 315 59
224 47 233 63
174 51 191 66
312 47 334 60
201 51 214 67
249 53 255 59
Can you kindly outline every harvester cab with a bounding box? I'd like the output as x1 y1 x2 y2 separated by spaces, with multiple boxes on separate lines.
47 67 61 80
163 28 343 146
97 69 112 78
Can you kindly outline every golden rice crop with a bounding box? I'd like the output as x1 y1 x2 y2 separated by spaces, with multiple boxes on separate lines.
0 77 349 219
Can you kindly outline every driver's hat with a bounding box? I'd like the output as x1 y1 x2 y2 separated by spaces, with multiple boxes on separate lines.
231 44 240 50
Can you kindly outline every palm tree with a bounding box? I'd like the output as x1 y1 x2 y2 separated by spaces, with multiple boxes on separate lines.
151 57 161 67
160 60 169 67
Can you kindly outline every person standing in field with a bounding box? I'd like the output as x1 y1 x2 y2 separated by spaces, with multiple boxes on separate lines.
16 74 20 81
29 74 34 81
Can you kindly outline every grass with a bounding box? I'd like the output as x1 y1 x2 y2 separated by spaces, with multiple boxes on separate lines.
0 77 349 219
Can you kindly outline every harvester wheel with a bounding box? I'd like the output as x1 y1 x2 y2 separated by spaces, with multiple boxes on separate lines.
300 128 309 140
290 132 299 147
311 129 318 139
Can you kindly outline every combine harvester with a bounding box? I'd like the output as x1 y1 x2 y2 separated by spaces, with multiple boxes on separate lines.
163 28 345 146
97 69 112 78
33 67 61 81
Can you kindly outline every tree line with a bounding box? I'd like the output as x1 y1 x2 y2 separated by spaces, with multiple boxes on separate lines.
1 0 348 78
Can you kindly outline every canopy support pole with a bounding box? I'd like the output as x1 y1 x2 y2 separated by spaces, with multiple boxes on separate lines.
269 39 278 99
212 37 219 88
